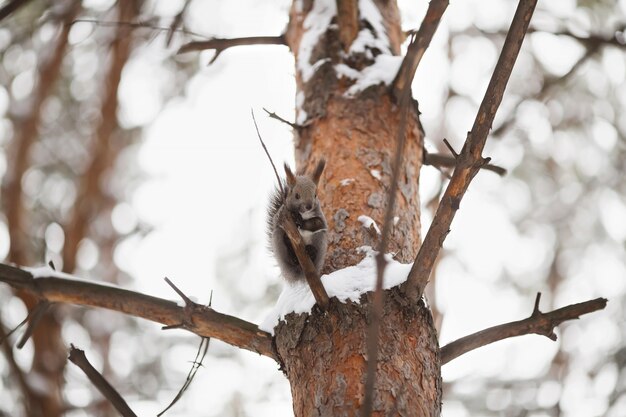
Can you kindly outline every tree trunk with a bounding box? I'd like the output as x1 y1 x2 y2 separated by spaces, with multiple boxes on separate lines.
276 1 441 415
62 0 139 274
276 289 440 416
2 6 78 417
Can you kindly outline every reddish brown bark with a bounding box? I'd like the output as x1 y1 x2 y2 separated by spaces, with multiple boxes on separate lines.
3 5 76 265
62 0 139 274
1 6 78 417
278 1 438 415
276 289 440 416
336 0 359 50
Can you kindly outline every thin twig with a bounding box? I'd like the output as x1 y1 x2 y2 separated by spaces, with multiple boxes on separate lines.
1 318 35 416
0 263 276 359
263 107 301 130
404 0 539 302
162 277 211 332
492 45 598 137
442 138 458 159
361 71 413 417
158 336 210 416
252 109 285 197
72 18 208 40
68 344 138 417
252 110 330 310
178 35 287 64
17 300 50 348
424 150 506 176
391 0 449 100
0 309 33 345
440 294 608 364
166 0 192 46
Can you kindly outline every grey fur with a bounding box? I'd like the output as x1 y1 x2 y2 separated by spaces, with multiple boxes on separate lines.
267 161 328 283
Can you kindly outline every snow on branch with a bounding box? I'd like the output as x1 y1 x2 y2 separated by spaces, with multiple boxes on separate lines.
440 293 608 365
403 0 539 302
0 263 277 360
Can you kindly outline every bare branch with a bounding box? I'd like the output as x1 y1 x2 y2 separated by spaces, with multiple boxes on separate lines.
452 24 619 138
440 294 608 364
263 107 304 130
492 45 598 137
159 334 210 415
1 319 36 416
252 109 285 197
391 0 449 100
166 0 192 46
73 18 207 40
0 0 32 22
16 301 50 349
178 35 287 63
404 0 538 301
281 217 330 310
0 263 277 360
362 77 413 417
68 344 138 417
528 26 626 49
424 150 507 176
336 0 359 51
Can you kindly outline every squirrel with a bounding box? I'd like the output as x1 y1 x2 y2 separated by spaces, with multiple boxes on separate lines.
267 159 328 283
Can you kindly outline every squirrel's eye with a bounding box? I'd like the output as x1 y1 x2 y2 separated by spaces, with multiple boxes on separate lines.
295 193 300 200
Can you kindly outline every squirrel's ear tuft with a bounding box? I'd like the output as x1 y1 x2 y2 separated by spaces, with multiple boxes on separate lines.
284 163 296 187
311 158 326 186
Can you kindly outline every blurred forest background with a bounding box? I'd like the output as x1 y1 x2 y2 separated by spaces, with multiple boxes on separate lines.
0 0 624 416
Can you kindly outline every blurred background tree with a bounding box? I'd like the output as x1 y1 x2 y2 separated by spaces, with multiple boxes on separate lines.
0 0 624 416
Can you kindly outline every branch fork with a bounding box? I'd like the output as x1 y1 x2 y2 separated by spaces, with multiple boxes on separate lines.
162 278 211 331
404 0 539 301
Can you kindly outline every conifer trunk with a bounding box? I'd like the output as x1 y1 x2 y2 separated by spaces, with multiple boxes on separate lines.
276 1 441 415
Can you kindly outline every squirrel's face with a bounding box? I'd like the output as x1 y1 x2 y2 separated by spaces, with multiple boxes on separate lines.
286 177 319 218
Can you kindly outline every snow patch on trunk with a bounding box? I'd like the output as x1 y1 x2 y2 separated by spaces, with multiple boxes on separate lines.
358 215 381 234
298 0 336 83
259 247 412 334
335 0 402 95
343 55 403 96
349 0 392 56
295 91 307 125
